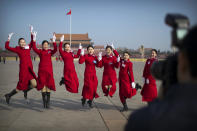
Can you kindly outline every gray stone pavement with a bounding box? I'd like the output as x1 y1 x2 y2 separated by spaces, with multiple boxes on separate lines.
0 60 161 131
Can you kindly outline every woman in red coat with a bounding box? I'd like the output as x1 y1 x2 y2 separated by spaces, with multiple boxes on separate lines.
4 26 37 104
32 32 57 108
141 49 158 104
59 35 81 93
98 44 119 97
79 45 99 108
118 52 136 112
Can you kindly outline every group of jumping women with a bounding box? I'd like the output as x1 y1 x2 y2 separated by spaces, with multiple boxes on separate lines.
4 25 158 112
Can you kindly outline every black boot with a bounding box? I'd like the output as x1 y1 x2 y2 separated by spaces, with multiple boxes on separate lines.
46 92 50 109
59 77 65 86
120 102 128 112
81 98 86 107
42 92 47 108
5 89 17 104
135 83 142 91
23 86 33 99
87 100 93 108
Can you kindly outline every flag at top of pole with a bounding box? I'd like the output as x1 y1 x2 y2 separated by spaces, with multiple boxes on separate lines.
67 9 71 15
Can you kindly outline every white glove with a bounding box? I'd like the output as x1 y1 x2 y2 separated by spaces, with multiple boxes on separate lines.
32 31 37 41
146 78 149 84
117 55 120 62
81 48 84 56
111 43 115 49
30 25 33 33
52 33 56 42
8 33 14 40
98 52 102 61
131 82 136 89
60 35 64 42
142 77 145 84
79 43 82 49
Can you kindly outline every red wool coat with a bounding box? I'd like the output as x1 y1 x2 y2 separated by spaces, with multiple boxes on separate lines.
98 50 119 97
59 42 81 93
119 59 136 104
5 36 37 90
79 54 99 100
141 58 158 102
32 41 57 91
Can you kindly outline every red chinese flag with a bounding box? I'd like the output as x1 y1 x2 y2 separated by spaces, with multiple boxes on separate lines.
67 9 71 15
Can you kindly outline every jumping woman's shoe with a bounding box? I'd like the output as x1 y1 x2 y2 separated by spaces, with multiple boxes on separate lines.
4 89 17 104
59 77 65 86
87 100 93 108
120 102 128 112
81 98 86 107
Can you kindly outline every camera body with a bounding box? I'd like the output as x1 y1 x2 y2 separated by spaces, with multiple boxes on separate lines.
165 14 190 48
151 14 190 91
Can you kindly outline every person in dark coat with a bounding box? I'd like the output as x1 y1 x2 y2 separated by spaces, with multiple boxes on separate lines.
125 26 197 131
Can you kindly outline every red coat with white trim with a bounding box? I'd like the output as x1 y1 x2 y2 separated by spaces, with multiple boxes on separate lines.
79 54 99 100
5 35 37 91
141 58 157 102
98 50 119 97
32 41 57 91
119 59 136 103
59 42 81 93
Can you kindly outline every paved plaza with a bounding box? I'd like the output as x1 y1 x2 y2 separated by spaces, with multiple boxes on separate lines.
0 60 160 131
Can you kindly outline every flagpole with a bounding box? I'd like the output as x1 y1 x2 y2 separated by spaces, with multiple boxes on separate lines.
70 12 72 47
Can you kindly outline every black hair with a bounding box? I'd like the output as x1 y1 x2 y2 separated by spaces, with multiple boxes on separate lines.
180 25 197 77
123 51 130 56
42 40 49 46
18 38 25 44
87 45 94 50
63 43 70 48
105 45 112 50
151 49 158 54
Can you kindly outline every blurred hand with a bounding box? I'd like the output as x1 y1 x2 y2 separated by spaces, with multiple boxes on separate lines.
117 55 120 62
98 52 102 61
8 33 14 41
146 79 149 84
30 25 33 33
79 43 82 49
131 82 136 89
52 33 56 42
81 48 84 56
60 35 64 42
32 31 37 41
111 43 115 49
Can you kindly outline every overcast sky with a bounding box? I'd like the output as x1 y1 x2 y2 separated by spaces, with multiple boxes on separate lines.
0 0 197 51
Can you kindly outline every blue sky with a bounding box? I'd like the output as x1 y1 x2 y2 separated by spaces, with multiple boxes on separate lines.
0 0 197 51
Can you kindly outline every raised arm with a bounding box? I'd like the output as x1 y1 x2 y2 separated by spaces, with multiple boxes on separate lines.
113 55 120 68
29 25 34 49
73 43 82 58
32 31 41 54
97 52 103 68
111 43 119 57
5 33 19 53
95 56 101 68
79 48 85 64
59 41 64 56
113 49 119 57
51 42 57 55
50 33 57 55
